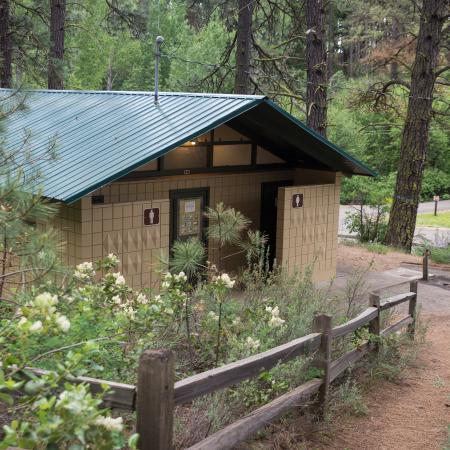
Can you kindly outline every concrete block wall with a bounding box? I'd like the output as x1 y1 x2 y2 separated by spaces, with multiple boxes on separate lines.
78 170 297 287
275 179 341 282
78 198 170 290
52 203 82 266
53 169 341 288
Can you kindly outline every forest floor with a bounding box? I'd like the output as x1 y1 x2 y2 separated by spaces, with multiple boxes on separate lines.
304 314 450 450
247 244 450 450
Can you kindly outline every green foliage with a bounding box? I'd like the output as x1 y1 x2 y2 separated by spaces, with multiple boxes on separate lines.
369 322 425 381
170 238 206 279
364 242 390 254
420 169 450 201
205 202 251 248
0 255 141 448
414 245 450 265
342 176 394 243
329 379 368 418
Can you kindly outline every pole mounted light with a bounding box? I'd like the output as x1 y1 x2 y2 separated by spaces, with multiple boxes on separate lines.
154 36 164 105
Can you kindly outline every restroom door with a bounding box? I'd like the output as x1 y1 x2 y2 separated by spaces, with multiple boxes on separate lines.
260 180 293 267
170 188 209 247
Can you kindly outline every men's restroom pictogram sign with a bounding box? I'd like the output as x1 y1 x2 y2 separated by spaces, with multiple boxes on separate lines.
292 194 303 208
144 208 160 225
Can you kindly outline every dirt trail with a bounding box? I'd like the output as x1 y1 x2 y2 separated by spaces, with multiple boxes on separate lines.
316 313 450 450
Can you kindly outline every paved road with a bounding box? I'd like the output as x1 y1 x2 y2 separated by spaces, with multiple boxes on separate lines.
416 199 450 214
339 201 450 247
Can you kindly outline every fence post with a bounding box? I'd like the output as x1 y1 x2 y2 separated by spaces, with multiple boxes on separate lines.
136 349 175 450
408 280 418 337
422 249 430 281
368 293 381 352
312 313 332 419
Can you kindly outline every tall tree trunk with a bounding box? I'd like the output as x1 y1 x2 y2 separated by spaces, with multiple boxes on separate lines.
306 0 328 137
48 0 65 89
384 0 446 251
234 0 254 95
326 0 334 80
390 17 400 80
0 0 12 88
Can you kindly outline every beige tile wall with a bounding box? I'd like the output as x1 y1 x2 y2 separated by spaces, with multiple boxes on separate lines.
55 169 341 288
275 177 341 282
80 170 297 287
52 203 82 266
79 199 170 289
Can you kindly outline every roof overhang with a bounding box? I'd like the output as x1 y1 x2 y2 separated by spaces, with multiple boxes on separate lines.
228 100 375 177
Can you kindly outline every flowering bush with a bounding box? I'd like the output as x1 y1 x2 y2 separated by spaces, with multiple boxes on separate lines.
0 284 138 449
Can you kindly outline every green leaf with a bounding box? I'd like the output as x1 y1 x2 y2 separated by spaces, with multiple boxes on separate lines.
0 392 14 406
24 379 46 395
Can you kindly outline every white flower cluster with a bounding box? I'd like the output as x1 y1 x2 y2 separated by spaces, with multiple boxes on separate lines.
245 336 260 351
136 293 149 305
106 253 120 266
94 415 124 432
208 311 219 321
161 271 187 290
111 272 126 286
56 387 92 415
74 262 95 281
265 306 285 328
111 291 149 320
214 273 235 289
17 292 70 333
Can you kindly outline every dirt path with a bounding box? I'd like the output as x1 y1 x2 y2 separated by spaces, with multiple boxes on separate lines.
336 243 421 273
315 313 450 450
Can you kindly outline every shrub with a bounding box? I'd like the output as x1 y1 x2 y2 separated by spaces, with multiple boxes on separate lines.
420 168 450 201
342 176 393 243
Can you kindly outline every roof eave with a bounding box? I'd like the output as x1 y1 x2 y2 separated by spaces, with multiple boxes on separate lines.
62 96 266 204
263 99 376 177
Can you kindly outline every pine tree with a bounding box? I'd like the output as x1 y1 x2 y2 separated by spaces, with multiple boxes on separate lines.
234 0 254 94
48 0 66 89
384 0 448 251
305 0 328 136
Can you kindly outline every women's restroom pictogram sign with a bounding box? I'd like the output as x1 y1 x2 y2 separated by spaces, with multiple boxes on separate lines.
292 194 303 208
144 208 160 225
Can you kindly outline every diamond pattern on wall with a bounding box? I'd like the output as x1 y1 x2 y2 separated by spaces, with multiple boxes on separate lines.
143 228 160 249
123 252 141 275
103 231 122 254
123 229 140 253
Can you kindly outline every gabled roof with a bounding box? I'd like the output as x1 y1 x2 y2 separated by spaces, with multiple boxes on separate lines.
0 89 374 203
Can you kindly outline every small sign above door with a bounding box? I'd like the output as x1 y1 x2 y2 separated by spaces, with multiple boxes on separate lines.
292 194 303 208
144 208 160 226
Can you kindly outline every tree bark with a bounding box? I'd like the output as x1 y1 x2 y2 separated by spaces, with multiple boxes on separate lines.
306 0 328 137
390 17 400 81
326 0 334 80
234 0 254 95
0 0 12 88
48 0 66 89
384 0 447 251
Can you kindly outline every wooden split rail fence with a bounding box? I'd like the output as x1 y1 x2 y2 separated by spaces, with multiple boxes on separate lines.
26 280 419 450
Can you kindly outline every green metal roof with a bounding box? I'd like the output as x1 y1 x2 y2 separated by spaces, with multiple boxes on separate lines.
0 89 374 203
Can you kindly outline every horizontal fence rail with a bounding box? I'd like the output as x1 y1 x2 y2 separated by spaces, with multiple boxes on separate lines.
331 307 378 338
19 280 419 450
186 378 323 450
27 367 136 411
174 332 321 405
